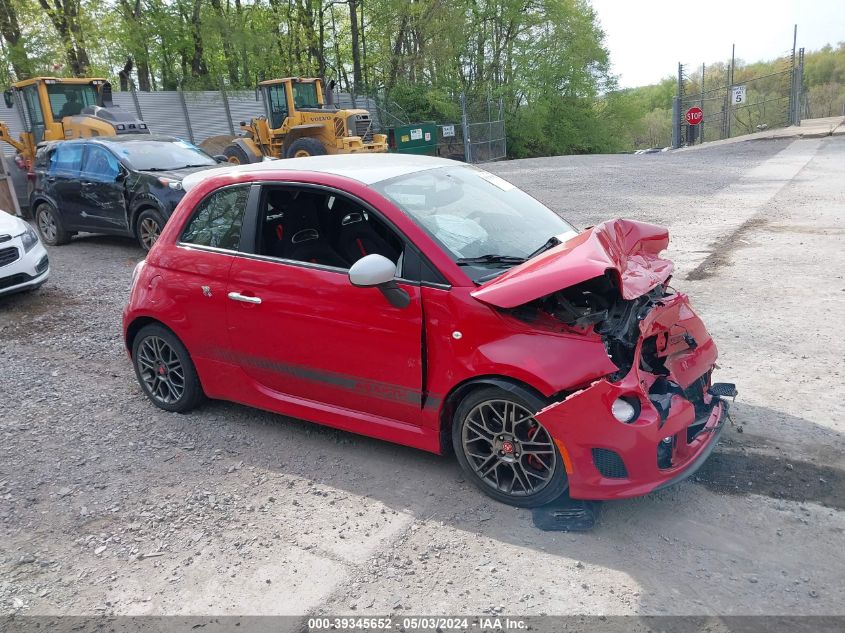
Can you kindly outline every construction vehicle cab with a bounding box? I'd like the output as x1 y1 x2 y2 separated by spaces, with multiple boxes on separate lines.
224 77 387 163
1 77 149 171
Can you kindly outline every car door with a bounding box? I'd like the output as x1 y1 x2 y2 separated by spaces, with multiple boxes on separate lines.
48 143 85 229
225 184 425 426
77 144 128 233
20 85 46 145
161 183 255 376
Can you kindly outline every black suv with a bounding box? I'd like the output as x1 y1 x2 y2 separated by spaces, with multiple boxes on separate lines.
29 135 224 251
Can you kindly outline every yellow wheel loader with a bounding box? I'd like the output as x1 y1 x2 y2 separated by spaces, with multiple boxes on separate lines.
1 77 149 170
223 77 387 163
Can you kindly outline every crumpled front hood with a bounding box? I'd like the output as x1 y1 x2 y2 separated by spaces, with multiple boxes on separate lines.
471 219 674 308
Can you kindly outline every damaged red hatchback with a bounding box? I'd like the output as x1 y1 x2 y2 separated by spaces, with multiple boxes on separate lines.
123 154 734 507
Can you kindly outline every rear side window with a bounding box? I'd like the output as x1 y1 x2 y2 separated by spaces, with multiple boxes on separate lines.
180 185 250 251
50 144 83 176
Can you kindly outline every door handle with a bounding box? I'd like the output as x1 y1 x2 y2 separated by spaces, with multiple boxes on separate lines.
228 291 262 304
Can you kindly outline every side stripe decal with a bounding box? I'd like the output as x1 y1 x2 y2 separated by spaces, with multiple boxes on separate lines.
217 350 442 410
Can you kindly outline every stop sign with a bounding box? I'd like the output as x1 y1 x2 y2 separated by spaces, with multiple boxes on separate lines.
686 106 703 125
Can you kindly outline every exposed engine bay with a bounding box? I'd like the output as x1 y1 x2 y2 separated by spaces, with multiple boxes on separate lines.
509 271 674 380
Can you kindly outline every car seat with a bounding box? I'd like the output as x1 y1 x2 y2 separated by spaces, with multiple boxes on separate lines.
265 190 347 267
330 199 400 264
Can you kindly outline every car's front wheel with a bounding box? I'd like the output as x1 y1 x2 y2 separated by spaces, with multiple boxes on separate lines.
452 386 568 507
135 209 165 252
223 143 252 165
35 203 71 246
132 324 204 413
286 137 327 158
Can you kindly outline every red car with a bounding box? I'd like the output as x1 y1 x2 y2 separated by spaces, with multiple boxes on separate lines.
123 155 733 507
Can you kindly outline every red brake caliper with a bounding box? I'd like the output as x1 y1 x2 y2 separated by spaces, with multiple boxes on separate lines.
526 424 544 471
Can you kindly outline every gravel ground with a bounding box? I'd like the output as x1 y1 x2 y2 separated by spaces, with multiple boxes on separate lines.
1 136 843 619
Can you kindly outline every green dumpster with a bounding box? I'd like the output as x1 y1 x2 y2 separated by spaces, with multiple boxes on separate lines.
387 122 438 155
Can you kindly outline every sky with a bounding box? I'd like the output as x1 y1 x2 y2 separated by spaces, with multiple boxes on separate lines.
589 0 845 88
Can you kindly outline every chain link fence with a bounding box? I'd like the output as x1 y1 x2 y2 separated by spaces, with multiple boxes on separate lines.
460 93 506 163
370 92 506 163
673 37 805 148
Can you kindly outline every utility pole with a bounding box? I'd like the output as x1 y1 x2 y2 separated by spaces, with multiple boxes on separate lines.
700 63 705 144
726 44 735 138
675 62 684 147
790 24 798 124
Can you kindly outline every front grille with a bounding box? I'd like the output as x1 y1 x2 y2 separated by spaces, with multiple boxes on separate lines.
36 254 49 274
355 117 373 143
0 234 11 244
0 272 30 290
0 246 20 267
592 448 628 479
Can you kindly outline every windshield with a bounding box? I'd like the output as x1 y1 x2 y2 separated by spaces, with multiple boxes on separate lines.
48 84 97 119
292 81 320 109
103 139 216 171
373 165 577 281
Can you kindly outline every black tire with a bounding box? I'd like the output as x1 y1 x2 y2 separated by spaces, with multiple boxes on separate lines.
285 137 327 158
131 323 204 413
135 208 166 252
34 202 71 246
452 386 568 508
223 143 253 165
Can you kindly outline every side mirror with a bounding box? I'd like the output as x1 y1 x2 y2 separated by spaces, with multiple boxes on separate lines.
4 90 13 108
213 154 228 163
348 254 410 309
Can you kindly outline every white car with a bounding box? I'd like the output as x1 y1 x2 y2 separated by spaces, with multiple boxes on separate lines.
0 211 49 297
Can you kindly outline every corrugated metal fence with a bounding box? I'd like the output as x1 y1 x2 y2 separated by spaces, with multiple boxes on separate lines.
1 88 379 155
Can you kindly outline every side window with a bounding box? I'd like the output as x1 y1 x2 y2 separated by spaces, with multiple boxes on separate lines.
180 185 250 251
37 148 55 172
257 186 404 273
50 144 83 176
80 145 120 181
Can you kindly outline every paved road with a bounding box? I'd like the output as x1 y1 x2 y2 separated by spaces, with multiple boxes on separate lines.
1 137 843 619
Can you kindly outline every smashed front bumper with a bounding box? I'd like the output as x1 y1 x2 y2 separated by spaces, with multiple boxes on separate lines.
536 291 732 501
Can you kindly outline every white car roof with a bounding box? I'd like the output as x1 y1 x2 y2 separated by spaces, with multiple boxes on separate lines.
182 153 459 192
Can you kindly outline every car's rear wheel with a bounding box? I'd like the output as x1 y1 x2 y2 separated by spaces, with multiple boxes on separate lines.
452 387 567 507
135 209 165 252
132 324 204 413
35 203 70 246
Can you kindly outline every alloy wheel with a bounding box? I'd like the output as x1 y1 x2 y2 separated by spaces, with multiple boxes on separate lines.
37 208 57 242
139 217 160 250
461 399 557 497
136 336 185 404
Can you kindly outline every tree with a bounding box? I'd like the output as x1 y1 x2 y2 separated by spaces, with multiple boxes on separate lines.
117 0 152 90
0 0 31 79
36 0 90 76
208 0 239 86
348 0 362 90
